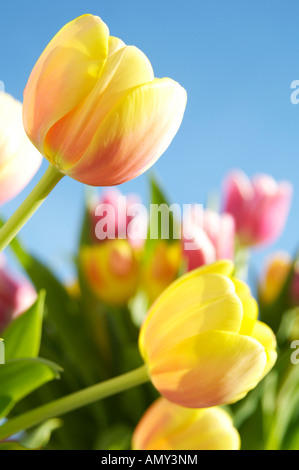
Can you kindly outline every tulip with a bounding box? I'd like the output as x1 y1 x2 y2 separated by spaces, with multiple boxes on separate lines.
259 252 299 307
0 92 42 205
139 260 277 408
222 171 292 247
0 256 37 332
183 208 235 271
23 14 187 186
132 397 240 450
80 240 139 306
89 188 147 248
259 252 292 305
142 241 181 303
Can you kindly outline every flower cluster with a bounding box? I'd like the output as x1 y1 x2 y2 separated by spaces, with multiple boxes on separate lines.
0 13 296 452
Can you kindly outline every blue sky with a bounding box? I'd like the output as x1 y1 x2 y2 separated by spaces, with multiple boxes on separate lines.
1 0 299 281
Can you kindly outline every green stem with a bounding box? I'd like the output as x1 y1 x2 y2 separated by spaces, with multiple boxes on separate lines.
0 365 150 441
0 164 64 252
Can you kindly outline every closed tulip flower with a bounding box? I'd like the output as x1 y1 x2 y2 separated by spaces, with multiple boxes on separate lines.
222 171 292 247
259 252 299 307
142 241 182 303
0 92 42 205
132 397 240 450
259 252 292 306
139 260 277 408
183 209 235 271
23 14 187 186
90 188 147 248
0 257 37 332
80 240 140 306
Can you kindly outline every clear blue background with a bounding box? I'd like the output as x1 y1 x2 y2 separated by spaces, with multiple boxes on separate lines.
0 0 298 282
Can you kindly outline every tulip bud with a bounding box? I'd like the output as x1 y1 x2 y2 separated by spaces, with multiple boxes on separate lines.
132 397 240 450
0 257 37 332
0 92 42 205
139 260 276 408
79 240 140 306
183 209 235 271
89 188 147 248
23 15 187 186
259 252 299 307
222 171 292 247
142 241 181 303
259 252 292 305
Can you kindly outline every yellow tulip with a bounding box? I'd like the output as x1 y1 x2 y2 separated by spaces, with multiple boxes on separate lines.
23 15 187 186
139 260 277 408
142 241 181 303
132 397 240 450
80 240 139 306
259 252 291 305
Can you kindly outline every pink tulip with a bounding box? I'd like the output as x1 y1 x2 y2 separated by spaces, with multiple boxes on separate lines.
222 171 292 247
182 208 235 271
0 92 42 205
0 256 37 332
90 188 147 248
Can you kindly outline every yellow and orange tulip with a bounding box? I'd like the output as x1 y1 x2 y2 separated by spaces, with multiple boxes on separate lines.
139 260 277 408
142 241 181 303
23 14 187 186
80 240 139 306
132 397 240 450
259 252 291 305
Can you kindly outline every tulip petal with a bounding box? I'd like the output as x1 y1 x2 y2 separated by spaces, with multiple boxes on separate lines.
23 14 110 153
149 330 267 408
44 42 154 168
64 77 186 185
0 93 42 205
140 273 243 359
251 320 277 376
133 399 240 450
168 407 240 451
232 278 258 335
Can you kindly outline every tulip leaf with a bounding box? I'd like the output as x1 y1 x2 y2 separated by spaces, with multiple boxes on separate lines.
0 357 61 419
0 442 29 450
147 173 177 245
5 231 101 385
2 291 45 361
21 418 62 450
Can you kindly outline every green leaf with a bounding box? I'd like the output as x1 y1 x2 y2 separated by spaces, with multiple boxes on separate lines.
6 233 100 385
2 291 45 361
0 357 61 419
147 173 177 244
94 424 132 450
21 418 62 449
0 442 29 450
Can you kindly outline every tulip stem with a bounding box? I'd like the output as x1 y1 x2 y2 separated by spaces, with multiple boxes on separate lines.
0 365 150 441
0 164 64 252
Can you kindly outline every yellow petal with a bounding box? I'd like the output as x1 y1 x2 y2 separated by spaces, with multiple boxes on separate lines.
44 41 154 168
149 330 267 408
140 273 243 360
23 14 109 153
167 407 240 451
232 278 258 335
133 398 240 450
65 77 187 185
251 320 277 376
